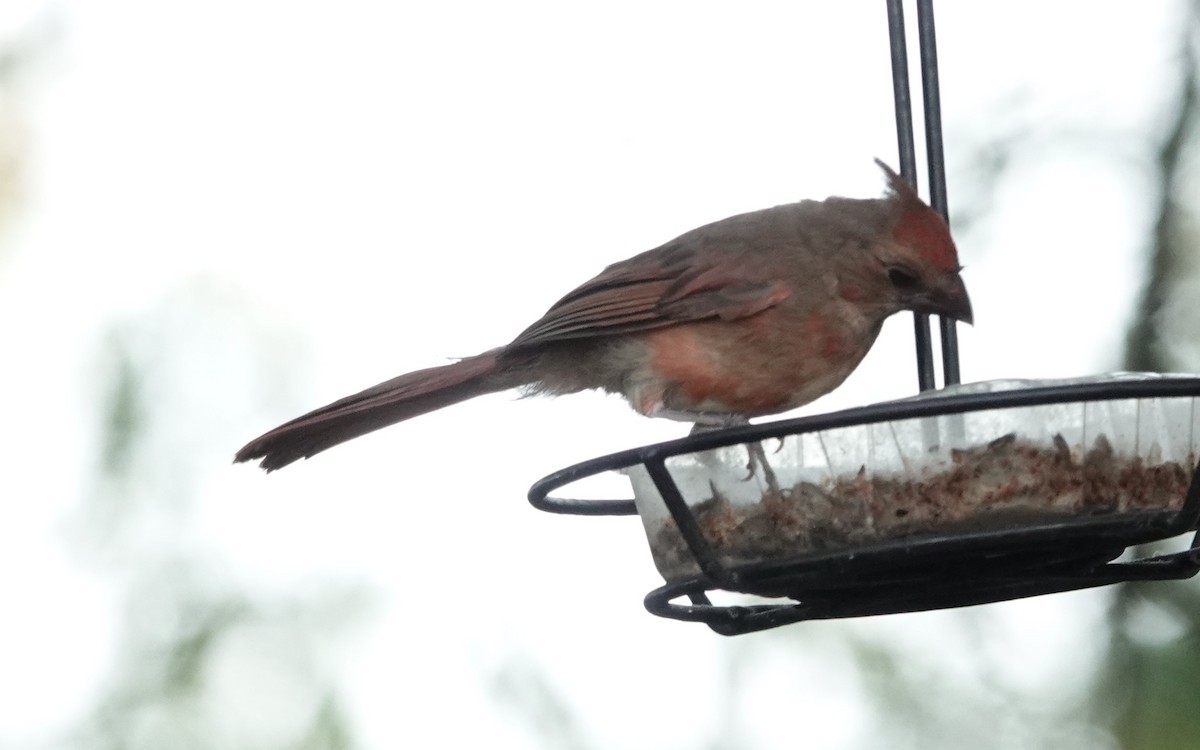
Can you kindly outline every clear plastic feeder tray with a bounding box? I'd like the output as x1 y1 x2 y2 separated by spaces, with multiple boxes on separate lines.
528 374 1200 631
627 375 1198 582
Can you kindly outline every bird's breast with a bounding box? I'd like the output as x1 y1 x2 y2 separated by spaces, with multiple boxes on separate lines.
636 305 877 417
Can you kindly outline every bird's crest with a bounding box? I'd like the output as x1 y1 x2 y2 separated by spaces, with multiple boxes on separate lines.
875 158 960 273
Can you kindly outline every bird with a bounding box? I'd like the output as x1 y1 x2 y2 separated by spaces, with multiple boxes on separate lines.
236 160 972 472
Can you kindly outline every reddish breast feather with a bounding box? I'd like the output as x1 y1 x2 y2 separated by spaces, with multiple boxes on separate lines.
643 325 794 414
891 206 959 271
801 315 848 360
640 311 852 415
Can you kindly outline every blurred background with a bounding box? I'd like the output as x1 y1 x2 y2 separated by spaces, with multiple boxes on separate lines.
2 1 1200 748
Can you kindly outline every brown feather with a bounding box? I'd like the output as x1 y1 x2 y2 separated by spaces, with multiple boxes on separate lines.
510 249 793 350
235 159 972 471
235 351 508 471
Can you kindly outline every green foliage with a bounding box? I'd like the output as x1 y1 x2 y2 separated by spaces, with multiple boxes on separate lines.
70 282 369 750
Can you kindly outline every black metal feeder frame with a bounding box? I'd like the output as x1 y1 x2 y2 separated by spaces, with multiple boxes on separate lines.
527 0 1200 635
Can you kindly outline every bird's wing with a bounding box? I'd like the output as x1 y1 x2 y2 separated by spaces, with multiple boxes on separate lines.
508 248 793 349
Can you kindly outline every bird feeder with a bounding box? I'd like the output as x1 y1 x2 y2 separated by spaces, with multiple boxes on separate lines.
527 0 1200 635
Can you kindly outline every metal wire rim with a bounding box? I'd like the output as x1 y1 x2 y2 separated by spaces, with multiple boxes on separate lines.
528 379 1200 633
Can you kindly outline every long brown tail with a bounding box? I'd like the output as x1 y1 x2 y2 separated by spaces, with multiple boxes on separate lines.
235 350 509 471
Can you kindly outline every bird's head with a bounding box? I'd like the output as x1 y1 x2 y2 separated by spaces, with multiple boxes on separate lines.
870 159 973 325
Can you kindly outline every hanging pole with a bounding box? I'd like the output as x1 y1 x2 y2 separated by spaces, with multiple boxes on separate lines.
916 0 962 386
885 0 936 392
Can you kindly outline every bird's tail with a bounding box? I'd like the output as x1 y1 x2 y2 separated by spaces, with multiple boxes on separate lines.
235 350 510 471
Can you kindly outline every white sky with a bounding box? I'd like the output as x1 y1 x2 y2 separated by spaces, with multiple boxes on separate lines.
0 1 1191 748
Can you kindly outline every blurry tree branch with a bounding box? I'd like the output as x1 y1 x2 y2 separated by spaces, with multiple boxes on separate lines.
1088 3 1200 748
1123 3 1200 373
489 652 596 750
70 281 369 750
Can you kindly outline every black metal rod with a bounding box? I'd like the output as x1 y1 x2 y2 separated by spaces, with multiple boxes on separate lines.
917 0 947 219
530 378 1200 513
643 458 732 586
642 515 1200 631
886 0 937 392
916 0 963 386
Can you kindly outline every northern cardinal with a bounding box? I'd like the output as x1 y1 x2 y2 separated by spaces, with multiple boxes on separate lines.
236 160 971 472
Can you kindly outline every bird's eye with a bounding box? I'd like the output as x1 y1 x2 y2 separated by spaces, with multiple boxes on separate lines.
887 266 920 289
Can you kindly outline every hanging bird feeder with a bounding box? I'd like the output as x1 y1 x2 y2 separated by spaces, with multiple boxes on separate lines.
531 376 1200 634
526 0 1200 635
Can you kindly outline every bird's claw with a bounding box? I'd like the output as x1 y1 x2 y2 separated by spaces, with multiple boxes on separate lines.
743 440 781 493
687 415 780 492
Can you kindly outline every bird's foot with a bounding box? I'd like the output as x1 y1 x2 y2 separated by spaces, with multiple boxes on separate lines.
686 415 779 492
743 441 781 493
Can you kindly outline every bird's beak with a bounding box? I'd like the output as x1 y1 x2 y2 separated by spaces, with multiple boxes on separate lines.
925 272 973 325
